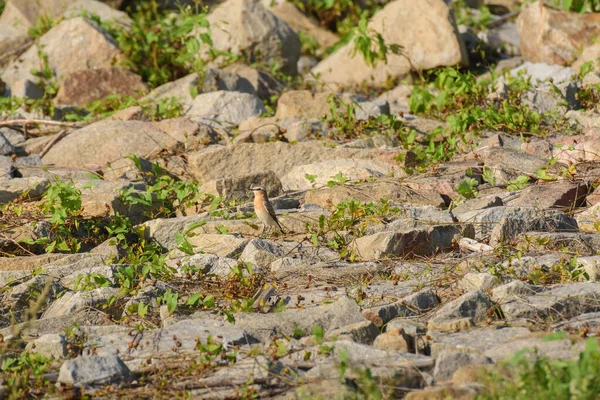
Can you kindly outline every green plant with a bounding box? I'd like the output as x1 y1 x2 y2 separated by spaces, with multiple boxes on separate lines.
506 175 529 191
456 178 479 199
549 0 600 12
452 0 493 32
478 337 600 400
1 351 52 398
120 159 201 218
309 199 402 260
298 31 320 57
350 16 404 68
289 0 382 37
93 3 213 88
27 14 58 38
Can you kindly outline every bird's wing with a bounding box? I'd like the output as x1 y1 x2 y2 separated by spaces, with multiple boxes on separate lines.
264 199 283 230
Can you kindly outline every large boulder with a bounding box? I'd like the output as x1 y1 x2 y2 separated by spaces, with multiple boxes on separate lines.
55 67 148 106
0 0 130 36
311 0 468 87
203 0 301 75
517 1 600 65
1 17 122 87
185 91 267 127
186 141 399 183
42 120 181 169
266 1 339 51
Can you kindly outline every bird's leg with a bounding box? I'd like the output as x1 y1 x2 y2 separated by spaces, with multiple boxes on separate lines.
260 224 266 238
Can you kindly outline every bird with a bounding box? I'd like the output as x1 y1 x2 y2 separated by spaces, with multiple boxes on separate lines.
249 186 283 236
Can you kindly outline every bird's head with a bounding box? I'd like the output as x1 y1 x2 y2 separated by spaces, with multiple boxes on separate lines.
249 185 266 194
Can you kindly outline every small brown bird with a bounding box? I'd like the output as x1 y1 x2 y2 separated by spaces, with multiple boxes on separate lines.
250 186 283 236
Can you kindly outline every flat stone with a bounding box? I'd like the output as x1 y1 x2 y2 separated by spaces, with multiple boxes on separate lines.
433 351 492 382
185 90 266 128
429 326 531 357
1 18 122 87
501 281 600 322
352 225 464 260
514 181 588 209
0 176 48 204
200 170 283 202
305 180 445 209
281 158 394 191
362 289 439 327
186 141 399 184
518 1 600 65
42 120 180 169
234 296 366 342
428 291 491 332
458 272 500 292
489 207 577 246
58 354 133 386
310 0 468 87
204 0 300 75
41 287 120 319
90 319 256 371
26 334 68 360
55 67 147 106
187 234 250 258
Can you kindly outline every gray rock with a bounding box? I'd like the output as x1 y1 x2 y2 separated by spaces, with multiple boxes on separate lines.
25 333 68 360
429 326 531 356
186 91 267 128
352 224 464 260
501 281 600 321
455 205 508 240
475 147 563 183
143 73 199 109
490 207 578 246
0 176 49 205
433 351 492 382
143 214 209 250
491 280 537 303
240 238 339 270
452 195 503 215
483 334 586 362
505 62 579 114
428 290 491 331
458 272 500 292
354 98 390 120
101 155 154 182
5 275 64 310
362 289 439 327
514 181 588 209
0 155 14 180
58 354 132 386
187 234 250 258
41 287 120 319
325 321 380 345
281 158 393 191
42 120 181 169
202 68 257 96
553 311 600 332
234 295 366 342
0 132 16 156
519 231 600 257
1 18 122 87
200 170 283 202
90 319 255 370
60 265 118 290
186 141 398 184
204 0 300 75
